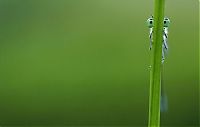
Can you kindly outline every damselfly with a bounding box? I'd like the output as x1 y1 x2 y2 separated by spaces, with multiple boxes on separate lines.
147 16 170 112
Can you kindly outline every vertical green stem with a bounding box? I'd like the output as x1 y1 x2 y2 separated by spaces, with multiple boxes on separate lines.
148 0 165 127
199 1 200 126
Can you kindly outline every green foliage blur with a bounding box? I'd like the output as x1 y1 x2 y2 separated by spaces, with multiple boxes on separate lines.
0 0 198 126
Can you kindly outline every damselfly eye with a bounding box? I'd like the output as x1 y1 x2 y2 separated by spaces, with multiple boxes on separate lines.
147 17 154 28
163 17 170 27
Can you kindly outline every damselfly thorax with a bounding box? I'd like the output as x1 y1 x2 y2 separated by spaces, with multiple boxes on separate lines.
147 16 170 64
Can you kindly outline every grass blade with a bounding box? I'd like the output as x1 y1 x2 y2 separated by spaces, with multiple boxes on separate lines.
148 0 165 127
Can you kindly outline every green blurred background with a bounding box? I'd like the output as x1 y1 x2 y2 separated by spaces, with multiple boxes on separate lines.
0 0 198 126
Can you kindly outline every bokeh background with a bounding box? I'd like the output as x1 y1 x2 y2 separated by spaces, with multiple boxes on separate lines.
0 0 199 126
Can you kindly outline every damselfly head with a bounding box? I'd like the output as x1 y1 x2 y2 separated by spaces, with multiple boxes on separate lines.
163 17 170 27
147 16 154 28
147 16 170 28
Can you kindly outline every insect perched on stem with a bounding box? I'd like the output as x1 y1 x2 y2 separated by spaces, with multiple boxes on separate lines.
147 16 170 112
